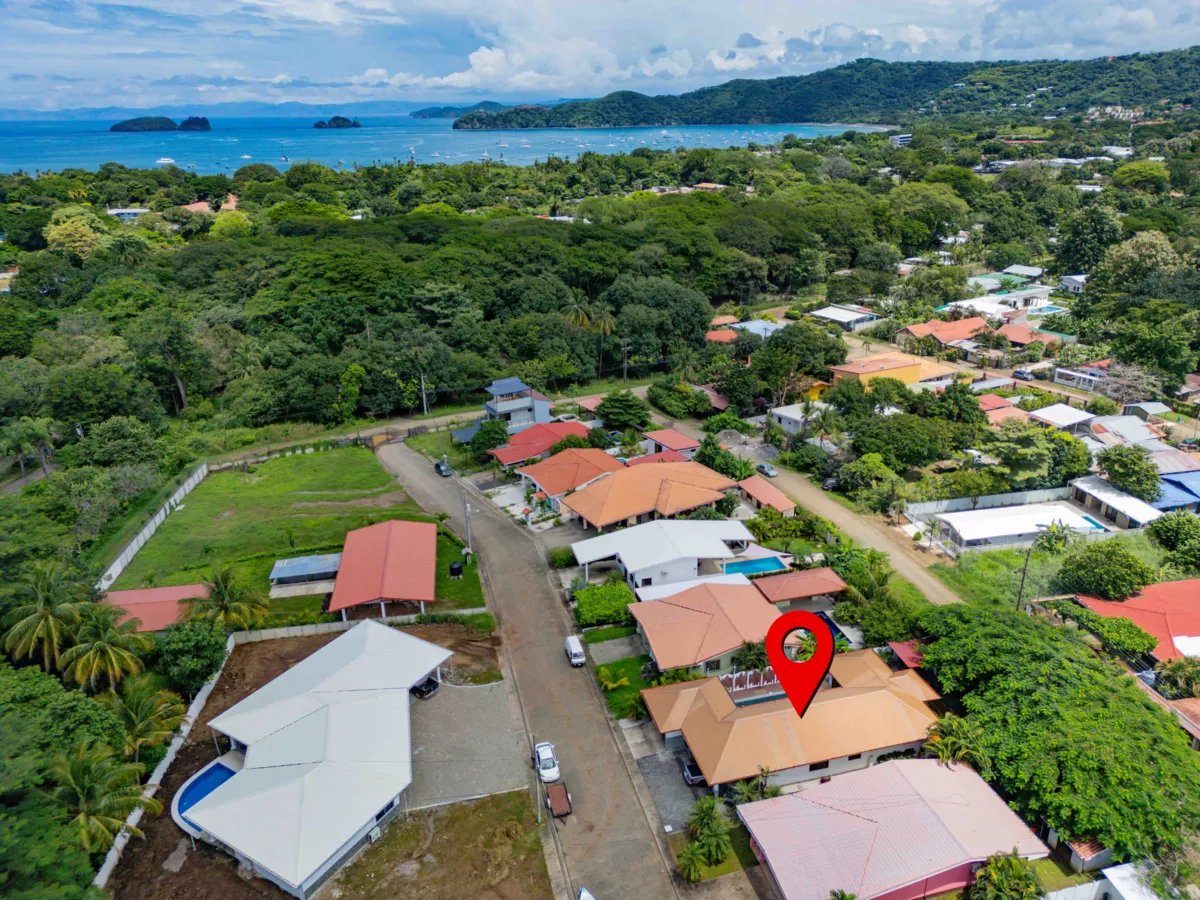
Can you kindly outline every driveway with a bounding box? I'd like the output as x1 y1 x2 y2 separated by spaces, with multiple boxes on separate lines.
407 682 529 811
637 750 707 832
375 442 676 900
669 420 965 607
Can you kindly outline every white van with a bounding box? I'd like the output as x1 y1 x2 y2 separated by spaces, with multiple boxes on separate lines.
565 635 586 667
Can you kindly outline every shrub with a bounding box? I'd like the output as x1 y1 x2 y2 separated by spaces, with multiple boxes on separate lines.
574 581 636 627
413 611 496 633
1054 541 1156 600
647 380 709 419
778 443 827 473
1048 601 1158 657
1148 510 1200 551
548 546 577 569
152 619 227 697
702 410 754 435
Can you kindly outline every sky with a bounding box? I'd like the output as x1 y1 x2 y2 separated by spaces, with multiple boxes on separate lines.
2 0 1200 110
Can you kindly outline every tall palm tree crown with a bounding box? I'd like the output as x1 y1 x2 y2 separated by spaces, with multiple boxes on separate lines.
189 564 267 631
3 561 88 672
50 741 162 853
61 603 153 692
106 676 186 762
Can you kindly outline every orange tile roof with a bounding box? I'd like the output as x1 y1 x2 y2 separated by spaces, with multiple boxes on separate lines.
706 329 738 343
561 461 735 529
102 584 208 632
899 317 990 345
631 582 785 669
626 450 687 466
642 650 940 784
1077 579 1200 661
976 393 1011 411
576 395 603 412
516 448 624 496
737 475 796 514
753 567 846 603
997 323 1058 346
711 314 738 326
643 427 700 452
829 352 955 380
330 520 437 612
488 421 590 465
986 406 1029 426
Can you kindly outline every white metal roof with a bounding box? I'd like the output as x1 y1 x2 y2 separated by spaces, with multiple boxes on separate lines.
944 297 1013 317
1030 403 1094 428
636 573 752 601
810 305 875 324
1102 863 1160 900
571 519 753 573
1071 476 1162 525
936 502 1103 542
770 401 829 422
188 622 451 891
1003 264 1044 277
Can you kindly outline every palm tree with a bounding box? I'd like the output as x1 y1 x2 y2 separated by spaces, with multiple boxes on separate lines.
590 303 616 376
1154 657 1200 699
922 713 990 774
687 795 723 841
829 891 858 900
106 676 186 763
563 295 591 330
3 561 88 671
813 406 841 447
60 604 153 693
49 741 162 853
596 665 631 692
1033 520 1075 554
731 641 769 672
189 564 267 631
687 796 732 865
676 839 707 883
968 851 1045 899
17 416 57 476
1 421 31 479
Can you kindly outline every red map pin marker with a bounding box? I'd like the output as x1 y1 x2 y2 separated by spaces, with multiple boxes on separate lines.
766 610 835 719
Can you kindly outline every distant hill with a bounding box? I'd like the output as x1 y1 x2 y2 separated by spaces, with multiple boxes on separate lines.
453 47 1200 129
314 115 362 129
110 116 211 132
411 101 509 119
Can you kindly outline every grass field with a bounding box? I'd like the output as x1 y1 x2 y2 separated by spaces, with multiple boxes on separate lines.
110 447 484 612
931 532 1165 606
406 428 488 473
583 624 638 644
596 654 651 717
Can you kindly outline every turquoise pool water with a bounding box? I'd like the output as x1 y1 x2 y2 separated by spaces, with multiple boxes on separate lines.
1030 305 1068 315
1081 515 1106 530
178 763 236 829
724 557 789 575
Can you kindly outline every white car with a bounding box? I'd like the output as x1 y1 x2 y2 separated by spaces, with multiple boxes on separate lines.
533 741 561 783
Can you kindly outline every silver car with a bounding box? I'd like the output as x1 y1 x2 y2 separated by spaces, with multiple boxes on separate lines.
533 741 561 783
756 462 779 478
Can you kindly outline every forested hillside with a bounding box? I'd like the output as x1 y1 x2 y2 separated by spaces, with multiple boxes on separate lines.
454 47 1200 128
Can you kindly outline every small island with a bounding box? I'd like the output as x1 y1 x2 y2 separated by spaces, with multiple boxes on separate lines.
110 116 211 132
314 116 362 129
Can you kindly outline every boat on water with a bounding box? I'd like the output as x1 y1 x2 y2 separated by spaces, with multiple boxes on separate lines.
280 156 289 162
155 157 174 165
239 154 252 159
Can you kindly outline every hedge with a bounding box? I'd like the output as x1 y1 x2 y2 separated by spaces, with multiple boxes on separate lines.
574 581 636 627
1047 600 1158 658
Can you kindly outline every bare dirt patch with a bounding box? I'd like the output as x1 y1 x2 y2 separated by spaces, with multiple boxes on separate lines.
396 623 501 684
289 489 412 510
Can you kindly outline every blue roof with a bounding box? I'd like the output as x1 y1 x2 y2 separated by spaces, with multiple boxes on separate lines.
1153 471 1200 510
269 553 342 581
486 376 529 396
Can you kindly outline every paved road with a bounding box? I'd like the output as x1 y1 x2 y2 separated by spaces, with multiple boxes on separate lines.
669 420 964 607
376 442 676 900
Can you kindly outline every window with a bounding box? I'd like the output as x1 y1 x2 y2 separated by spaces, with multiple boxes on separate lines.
375 798 396 822
641 577 652 587
847 753 862 761
704 659 721 673
808 760 829 772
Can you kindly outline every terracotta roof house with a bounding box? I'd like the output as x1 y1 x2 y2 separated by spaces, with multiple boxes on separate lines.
897 316 990 348
737 475 796 517
329 520 437 617
102 584 209 632
752 568 846 612
986 405 1030 426
693 384 730 412
487 421 590 467
1076 578 1200 662
997 322 1058 347
561 461 737 530
642 428 701 458
737 760 1047 900
641 650 940 786
705 328 738 343
976 393 1012 412
1175 373 1200 403
575 395 604 414
711 314 739 327
515 449 623 511
179 194 239 213
888 639 926 669
626 450 688 467
829 352 956 386
630 582 788 674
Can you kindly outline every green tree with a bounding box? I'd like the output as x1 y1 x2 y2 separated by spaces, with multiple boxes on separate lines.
49 741 162 852
1096 444 1161 502
675 839 707 883
596 390 651 430
105 675 186 762
2 561 88 672
687 795 733 866
1149 510 1200 551
1112 160 1171 193
190 564 267 631
1154 658 1200 699
968 852 1045 900
731 641 769 671
1055 541 1156 600
922 713 990 774
836 453 900 497
59 603 153 693
74 415 163 469
467 419 511 460
152 619 226 697
1056 204 1123 273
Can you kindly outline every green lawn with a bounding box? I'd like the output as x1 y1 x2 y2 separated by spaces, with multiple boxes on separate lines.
434 534 486 610
111 447 427 592
406 428 489 473
596 654 651 717
764 537 821 558
583 624 638 644
669 824 758 881
552 376 655 399
931 533 1166 606
1031 857 1095 892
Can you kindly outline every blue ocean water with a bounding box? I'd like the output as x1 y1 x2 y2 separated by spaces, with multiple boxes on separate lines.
0 117 878 175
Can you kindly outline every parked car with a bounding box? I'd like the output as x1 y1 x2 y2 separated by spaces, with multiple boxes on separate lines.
756 462 779 478
682 760 706 786
821 477 840 491
545 781 573 818
532 741 561 783
410 676 440 700
1013 369 1036 382
434 460 453 477
564 635 586 667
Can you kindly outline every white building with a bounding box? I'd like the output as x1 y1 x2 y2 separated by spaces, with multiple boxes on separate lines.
1029 403 1095 432
807 304 882 332
731 319 787 339
933 502 1107 553
635 572 752 602
173 622 452 898
1060 274 1088 294
1070 476 1162 529
769 401 830 436
1002 264 1044 279
571 519 753 589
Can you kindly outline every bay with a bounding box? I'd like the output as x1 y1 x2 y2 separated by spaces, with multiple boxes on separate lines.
0 116 880 175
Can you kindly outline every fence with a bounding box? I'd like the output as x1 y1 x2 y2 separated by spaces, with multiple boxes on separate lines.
1045 880 1111 900
905 487 1072 525
96 463 209 590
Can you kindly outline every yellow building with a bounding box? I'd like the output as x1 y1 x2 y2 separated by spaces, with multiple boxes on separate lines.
828 352 956 386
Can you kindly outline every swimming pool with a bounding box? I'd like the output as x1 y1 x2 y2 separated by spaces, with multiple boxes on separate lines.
176 762 236 830
1030 304 1068 315
723 557 789 576
1081 515 1107 531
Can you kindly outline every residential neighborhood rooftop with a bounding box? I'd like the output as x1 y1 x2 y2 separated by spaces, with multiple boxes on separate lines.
329 520 437 613
737 475 795 514
642 427 701 452
1029 403 1094 429
102 583 208 632
488 421 589 465
561 461 736 529
571 518 753 573
752 567 847 604
516 448 623 496
1077 578 1200 662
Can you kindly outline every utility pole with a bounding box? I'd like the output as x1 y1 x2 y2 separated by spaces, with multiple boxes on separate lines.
619 340 632 383
419 372 429 416
462 489 474 554
1015 526 1045 611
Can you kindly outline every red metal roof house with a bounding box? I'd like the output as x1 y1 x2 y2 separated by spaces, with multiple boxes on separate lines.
102 584 209 632
329 520 438 618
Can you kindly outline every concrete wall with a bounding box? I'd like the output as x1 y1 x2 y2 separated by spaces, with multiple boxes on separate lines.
765 740 924 788
627 556 699 589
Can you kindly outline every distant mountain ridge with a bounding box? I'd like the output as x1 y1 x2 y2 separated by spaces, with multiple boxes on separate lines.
410 101 510 119
453 46 1200 129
